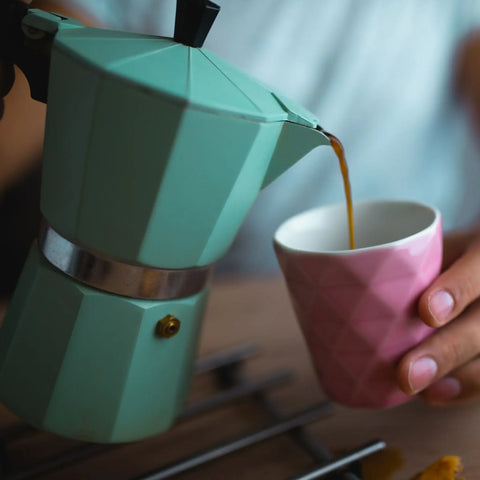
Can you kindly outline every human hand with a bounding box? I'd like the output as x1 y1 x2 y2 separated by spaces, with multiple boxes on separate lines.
397 228 480 405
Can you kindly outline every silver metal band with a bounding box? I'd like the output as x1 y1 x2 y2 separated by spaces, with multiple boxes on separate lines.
39 224 213 300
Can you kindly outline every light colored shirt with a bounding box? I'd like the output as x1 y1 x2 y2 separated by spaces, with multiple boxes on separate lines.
64 0 480 272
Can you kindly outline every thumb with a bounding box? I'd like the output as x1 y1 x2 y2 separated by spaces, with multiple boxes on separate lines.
419 238 480 327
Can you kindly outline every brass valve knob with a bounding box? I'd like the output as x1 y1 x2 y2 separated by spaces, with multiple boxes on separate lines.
155 315 181 338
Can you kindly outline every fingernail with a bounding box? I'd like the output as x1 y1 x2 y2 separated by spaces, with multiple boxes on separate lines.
425 377 461 404
428 290 454 324
408 357 438 394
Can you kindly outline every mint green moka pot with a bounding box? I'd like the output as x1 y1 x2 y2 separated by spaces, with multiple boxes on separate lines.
0 0 330 443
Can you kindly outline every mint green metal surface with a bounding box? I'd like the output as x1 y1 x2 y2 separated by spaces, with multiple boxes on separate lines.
40 20 329 269
0 10 331 444
23 8 83 33
51 27 318 125
0 246 207 443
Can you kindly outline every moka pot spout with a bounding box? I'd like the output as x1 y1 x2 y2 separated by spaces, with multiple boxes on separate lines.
0 0 339 446
262 122 331 189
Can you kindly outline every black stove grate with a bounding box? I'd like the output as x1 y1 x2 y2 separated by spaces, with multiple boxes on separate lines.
0 343 385 480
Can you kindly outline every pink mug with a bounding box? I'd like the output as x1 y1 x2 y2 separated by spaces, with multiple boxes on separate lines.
274 200 442 408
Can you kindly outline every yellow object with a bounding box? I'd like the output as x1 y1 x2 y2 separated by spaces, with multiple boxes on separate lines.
361 448 404 480
362 450 465 480
417 456 464 480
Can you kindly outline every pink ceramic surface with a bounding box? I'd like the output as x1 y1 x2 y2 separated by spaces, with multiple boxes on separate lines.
274 200 442 408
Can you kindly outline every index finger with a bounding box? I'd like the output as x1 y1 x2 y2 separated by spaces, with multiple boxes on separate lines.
442 230 478 269
419 237 480 327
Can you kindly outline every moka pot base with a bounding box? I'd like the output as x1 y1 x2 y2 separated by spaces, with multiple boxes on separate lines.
0 243 210 443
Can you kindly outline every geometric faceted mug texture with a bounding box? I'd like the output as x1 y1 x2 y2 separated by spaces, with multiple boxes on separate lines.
275 220 442 408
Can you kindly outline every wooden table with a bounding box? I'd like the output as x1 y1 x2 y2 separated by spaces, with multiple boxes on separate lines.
0 275 478 479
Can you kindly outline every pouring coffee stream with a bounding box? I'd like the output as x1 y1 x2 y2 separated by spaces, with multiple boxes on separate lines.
319 128 356 250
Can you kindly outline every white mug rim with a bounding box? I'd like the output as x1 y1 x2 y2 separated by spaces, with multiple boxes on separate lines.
273 199 441 256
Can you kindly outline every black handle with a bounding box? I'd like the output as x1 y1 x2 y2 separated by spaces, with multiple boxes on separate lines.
0 0 53 102
0 0 29 62
174 0 220 48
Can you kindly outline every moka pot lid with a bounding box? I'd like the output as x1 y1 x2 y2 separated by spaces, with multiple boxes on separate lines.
52 26 317 127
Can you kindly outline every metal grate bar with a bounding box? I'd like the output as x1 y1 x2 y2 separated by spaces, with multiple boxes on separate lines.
194 342 259 375
255 391 334 462
0 373 293 479
285 440 386 480
134 402 334 480
2 444 115 480
0 343 261 447
0 343 386 479
253 377 373 480
180 369 292 419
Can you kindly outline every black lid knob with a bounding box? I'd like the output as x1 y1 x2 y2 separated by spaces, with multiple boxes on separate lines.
174 0 220 48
